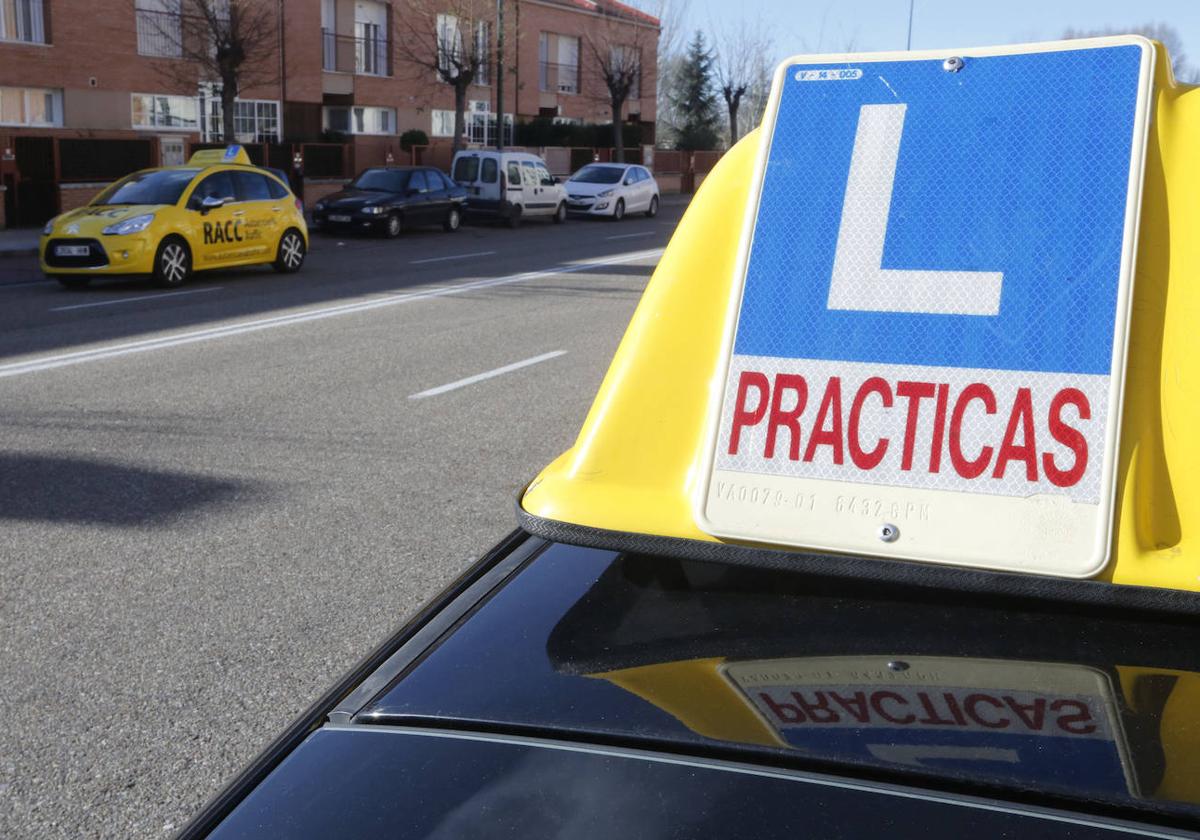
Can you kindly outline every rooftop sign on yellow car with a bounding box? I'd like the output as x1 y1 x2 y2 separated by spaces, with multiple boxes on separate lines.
520 37 1200 597
186 144 252 166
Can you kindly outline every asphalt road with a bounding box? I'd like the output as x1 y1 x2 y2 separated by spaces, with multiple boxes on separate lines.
0 200 684 838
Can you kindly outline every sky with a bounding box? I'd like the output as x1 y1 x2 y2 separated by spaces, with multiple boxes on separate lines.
680 0 1200 71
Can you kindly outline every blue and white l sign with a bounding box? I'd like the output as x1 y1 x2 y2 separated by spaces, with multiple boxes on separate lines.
698 39 1155 577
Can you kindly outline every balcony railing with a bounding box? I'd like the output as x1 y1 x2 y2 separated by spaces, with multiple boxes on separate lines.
136 8 183 57
322 29 390 77
538 61 579 95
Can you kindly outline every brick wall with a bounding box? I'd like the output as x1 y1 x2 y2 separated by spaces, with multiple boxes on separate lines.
514 0 658 125
303 179 349 207
59 183 107 212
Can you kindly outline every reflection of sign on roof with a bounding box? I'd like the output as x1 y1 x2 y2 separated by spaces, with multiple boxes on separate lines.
723 657 1134 798
698 39 1155 577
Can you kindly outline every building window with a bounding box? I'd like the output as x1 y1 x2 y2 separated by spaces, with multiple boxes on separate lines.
473 21 489 86
538 33 578 95
322 105 396 136
131 93 198 130
436 13 487 84
465 102 512 146
135 0 182 57
353 0 389 76
0 0 45 44
431 109 456 138
611 45 641 99
200 95 281 142
0 86 61 126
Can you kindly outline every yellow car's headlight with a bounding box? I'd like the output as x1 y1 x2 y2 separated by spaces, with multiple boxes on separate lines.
102 213 155 235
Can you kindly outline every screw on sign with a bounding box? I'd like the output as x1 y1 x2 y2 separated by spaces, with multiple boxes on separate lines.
699 39 1155 577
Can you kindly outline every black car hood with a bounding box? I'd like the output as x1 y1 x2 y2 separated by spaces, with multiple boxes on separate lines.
321 188 393 209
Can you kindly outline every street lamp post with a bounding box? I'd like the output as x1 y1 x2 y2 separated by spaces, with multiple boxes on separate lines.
496 0 505 150
906 0 915 51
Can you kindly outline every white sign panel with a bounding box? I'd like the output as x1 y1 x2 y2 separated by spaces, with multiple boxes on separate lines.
696 39 1155 577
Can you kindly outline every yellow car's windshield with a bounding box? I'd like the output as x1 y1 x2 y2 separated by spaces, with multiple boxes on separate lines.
94 169 200 207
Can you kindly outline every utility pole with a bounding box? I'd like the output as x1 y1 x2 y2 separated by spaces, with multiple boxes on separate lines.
905 0 914 50
496 0 505 149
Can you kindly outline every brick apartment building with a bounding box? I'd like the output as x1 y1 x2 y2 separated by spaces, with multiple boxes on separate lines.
0 0 658 226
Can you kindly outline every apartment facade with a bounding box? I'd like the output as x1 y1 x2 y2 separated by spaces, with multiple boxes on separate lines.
0 0 658 225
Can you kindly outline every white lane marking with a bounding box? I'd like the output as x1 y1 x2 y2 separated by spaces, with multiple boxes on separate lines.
0 249 661 380
605 231 655 240
409 250 497 265
50 287 222 312
409 350 567 399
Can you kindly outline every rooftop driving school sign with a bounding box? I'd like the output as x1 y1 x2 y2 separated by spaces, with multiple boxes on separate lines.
696 39 1155 577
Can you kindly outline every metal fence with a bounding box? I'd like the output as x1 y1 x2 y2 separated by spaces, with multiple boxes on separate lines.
135 8 182 58
60 138 154 182
321 29 390 76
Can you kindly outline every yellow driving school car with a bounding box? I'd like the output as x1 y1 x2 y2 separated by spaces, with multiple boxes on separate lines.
40 146 308 288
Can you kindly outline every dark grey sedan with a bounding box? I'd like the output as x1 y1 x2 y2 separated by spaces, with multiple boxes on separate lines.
311 166 467 238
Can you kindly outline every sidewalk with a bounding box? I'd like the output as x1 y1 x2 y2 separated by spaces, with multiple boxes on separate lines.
0 228 40 259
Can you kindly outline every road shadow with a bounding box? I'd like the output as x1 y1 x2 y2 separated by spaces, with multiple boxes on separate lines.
0 452 256 526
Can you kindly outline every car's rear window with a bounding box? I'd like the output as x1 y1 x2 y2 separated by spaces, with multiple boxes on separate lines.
571 165 624 184
93 168 200 206
453 157 480 183
481 158 498 184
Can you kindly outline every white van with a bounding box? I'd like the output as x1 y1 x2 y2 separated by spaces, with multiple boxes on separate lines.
451 150 568 227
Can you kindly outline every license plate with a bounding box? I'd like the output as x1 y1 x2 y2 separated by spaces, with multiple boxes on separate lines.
696 39 1155 578
328 214 351 223
54 245 90 257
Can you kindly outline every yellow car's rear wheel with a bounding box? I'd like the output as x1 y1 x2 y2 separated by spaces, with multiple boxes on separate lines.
153 236 191 288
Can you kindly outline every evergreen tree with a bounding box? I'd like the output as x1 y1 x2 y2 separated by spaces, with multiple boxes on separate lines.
671 31 720 151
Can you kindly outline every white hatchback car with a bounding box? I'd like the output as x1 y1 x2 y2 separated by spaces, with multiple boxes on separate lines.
564 163 660 220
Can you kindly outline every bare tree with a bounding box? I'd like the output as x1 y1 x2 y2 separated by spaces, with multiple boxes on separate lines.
393 0 494 154
643 0 688 148
1063 22 1198 82
140 0 278 142
713 20 773 145
583 8 658 162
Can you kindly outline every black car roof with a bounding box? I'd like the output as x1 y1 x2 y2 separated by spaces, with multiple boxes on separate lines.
208 727 1165 839
350 539 1200 829
185 534 1200 837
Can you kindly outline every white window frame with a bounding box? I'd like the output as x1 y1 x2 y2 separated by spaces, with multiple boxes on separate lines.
436 13 463 79
556 34 579 94
465 104 512 147
431 108 456 138
199 93 282 142
131 93 198 131
0 86 62 127
0 0 46 44
436 13 487 85
322 105 397 136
